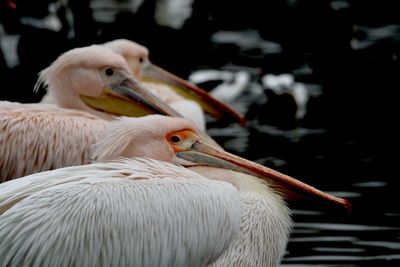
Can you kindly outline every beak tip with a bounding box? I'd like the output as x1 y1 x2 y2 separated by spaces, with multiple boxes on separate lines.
239 116 247 127
343 199 352 213
228 108 246 126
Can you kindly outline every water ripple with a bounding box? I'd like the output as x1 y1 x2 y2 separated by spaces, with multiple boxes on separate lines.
312 247 366 253
283 254 400 262
294 223 400 231
354 241 400 249
352 181 387 187
290 236 357 243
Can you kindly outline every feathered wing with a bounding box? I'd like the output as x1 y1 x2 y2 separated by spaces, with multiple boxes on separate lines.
0 105 106 181
0 158 241 267
0 158 194 212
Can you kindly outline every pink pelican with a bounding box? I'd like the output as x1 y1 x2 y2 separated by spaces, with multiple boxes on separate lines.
0 44 218 180
0 113 350 266
1 42 232 180
104 39 246 130
34 45 180 120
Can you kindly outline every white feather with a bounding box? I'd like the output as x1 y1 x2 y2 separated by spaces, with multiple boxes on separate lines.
0 158 241 267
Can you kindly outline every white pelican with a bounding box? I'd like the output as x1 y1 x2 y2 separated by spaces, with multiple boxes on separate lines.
103 39 246 130
0 158 242 267
0 113 350 266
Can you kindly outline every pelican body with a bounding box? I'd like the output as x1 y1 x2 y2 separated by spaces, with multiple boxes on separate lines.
0 105 105 181
0 158 241 267
0 111 350 266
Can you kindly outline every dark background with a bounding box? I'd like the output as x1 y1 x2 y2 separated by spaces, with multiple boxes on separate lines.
1 0 399 265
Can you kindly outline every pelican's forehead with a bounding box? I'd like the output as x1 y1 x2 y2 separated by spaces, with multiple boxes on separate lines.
52 45 130 72
146 115 198 134
118 115 198 137
105 39 149 58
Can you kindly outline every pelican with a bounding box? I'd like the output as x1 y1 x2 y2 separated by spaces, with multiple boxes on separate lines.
0 43 208 180
34 44 180 120
0 44 177 180
1 43 229 180
33 43 222 146
103 39 246 130
0 113 350 266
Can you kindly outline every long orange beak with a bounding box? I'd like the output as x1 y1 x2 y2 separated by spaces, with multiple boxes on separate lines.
177 138 351 212
141 62 246 125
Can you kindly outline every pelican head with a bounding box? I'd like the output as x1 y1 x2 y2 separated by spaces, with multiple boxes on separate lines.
92 115 351 212
35 45 180 120
104 39 246 125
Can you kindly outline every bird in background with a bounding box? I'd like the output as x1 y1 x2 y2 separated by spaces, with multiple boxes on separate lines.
104 39 246 131
0 111 350 266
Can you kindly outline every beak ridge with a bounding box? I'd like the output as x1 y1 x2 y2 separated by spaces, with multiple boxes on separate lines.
178 140 351 212
142 63 246 125
80 77 183 118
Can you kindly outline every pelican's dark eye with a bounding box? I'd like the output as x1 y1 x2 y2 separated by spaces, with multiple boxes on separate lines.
105 68 114 76
170 135 180 143
139 57 144 63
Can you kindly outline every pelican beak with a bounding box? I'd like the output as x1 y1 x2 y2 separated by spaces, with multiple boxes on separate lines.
177 138 351 212
81 77 181 117
141 62 246 125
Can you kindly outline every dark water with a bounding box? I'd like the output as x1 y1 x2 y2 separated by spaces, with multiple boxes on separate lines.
207 113 400 266
1 0 399 266
199 24 400 267
187 1 400 264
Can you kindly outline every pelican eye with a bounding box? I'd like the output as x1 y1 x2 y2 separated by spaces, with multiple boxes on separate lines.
170 135 181 143
105 68 114 76
139 57 144 63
